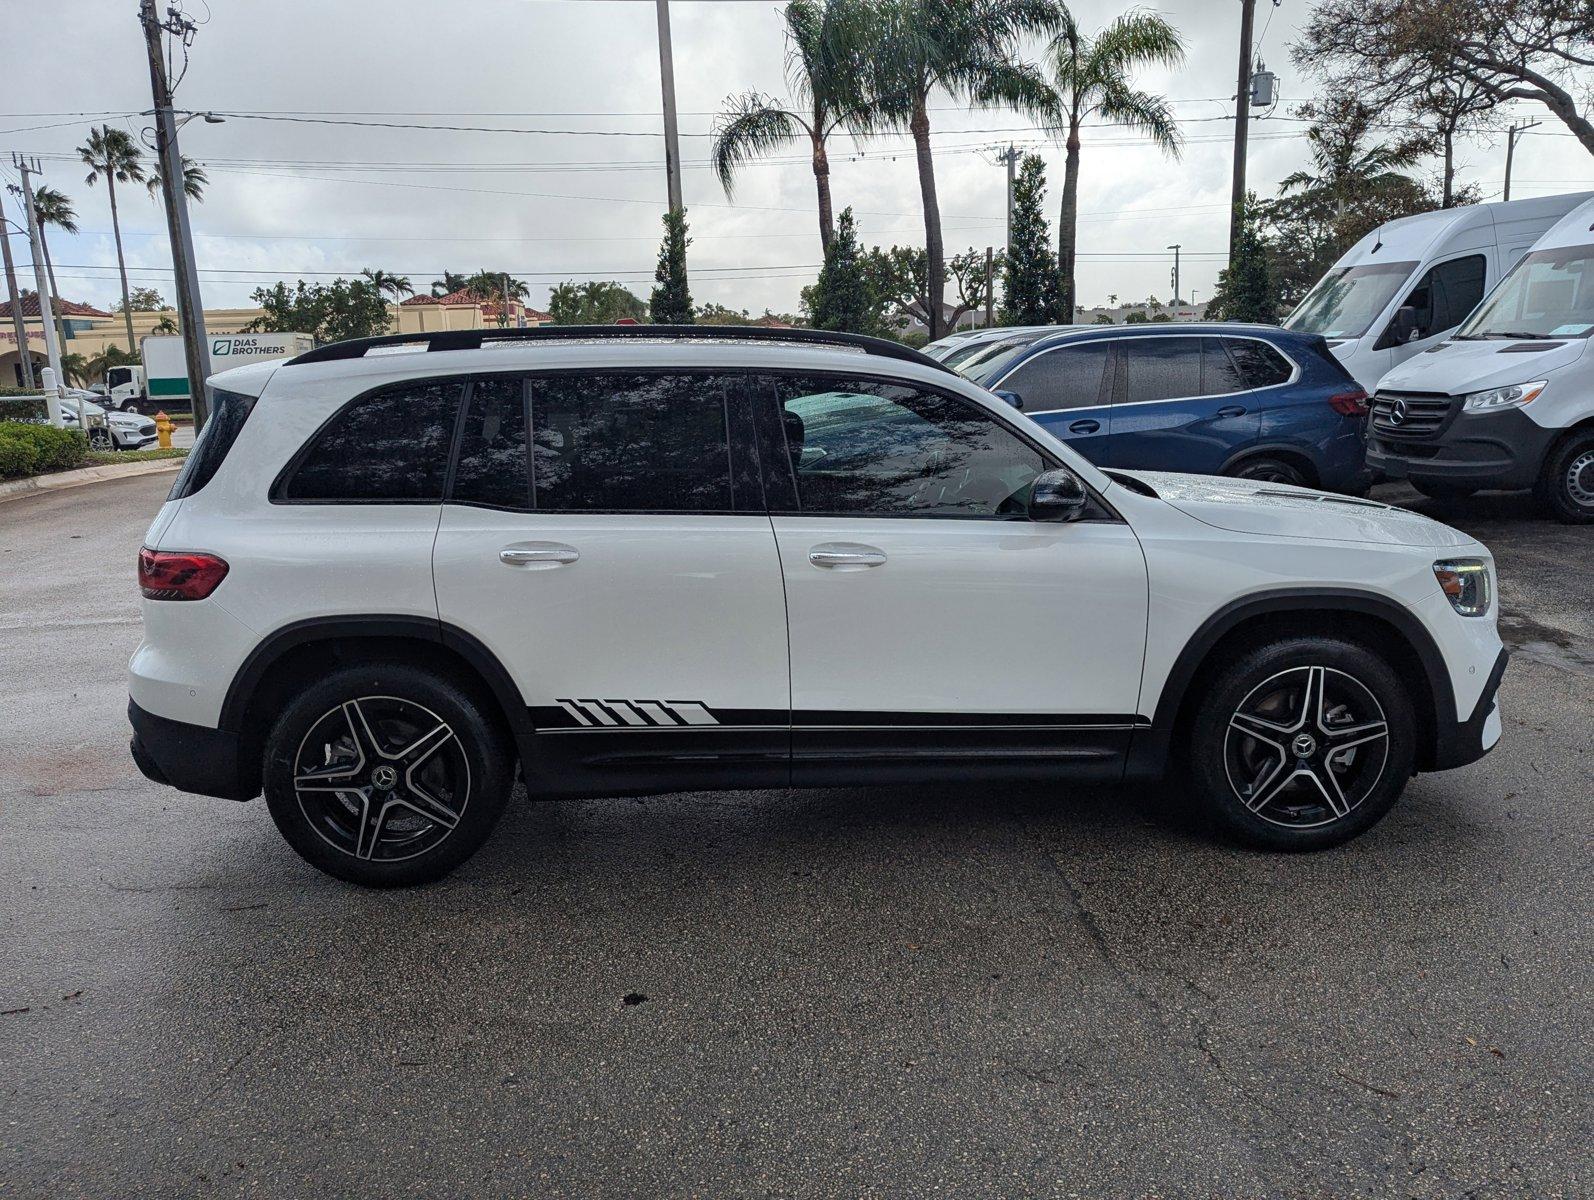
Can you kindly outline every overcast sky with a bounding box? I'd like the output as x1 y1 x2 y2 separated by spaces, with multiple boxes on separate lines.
6 0 1593 318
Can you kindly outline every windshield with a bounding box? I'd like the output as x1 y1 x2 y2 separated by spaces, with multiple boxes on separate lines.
959 333 1053 385
1284 261 1418 339
1457 244 1594 340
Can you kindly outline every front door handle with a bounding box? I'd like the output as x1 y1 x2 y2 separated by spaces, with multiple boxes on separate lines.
1216 405 1247 418
500 543 579 568
809 543 886 570
1068 418 1101 434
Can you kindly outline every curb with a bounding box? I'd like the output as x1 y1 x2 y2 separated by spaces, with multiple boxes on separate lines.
0 457 186 504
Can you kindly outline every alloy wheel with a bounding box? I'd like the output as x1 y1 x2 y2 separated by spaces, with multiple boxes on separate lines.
1223 665 1390 829
293 695 470 862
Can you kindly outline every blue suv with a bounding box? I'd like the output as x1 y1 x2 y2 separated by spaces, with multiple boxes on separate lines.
943 324 1370 491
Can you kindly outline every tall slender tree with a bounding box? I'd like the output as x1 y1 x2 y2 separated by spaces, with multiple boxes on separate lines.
1041 10 1185 318
650 209 694 324
712 0 876 252
77 125 145 351
1002 154 1061 324
862 0 1060 340
144 155 208 204
807 207 877 333
31 186 77 352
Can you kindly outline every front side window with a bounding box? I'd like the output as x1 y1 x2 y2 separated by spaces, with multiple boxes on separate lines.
1284 261 1418 339
766 375 1045 517
1387 254 1487 344
1119 337 1204 405
279 380 461 502
1458 244 1594 340
999 342 1112 411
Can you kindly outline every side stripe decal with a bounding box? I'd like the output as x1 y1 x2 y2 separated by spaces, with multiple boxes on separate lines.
552 698 721 728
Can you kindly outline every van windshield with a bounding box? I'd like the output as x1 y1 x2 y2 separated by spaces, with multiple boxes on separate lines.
1456 244 1594 340
960 333 1053 385
1284 261 1417 339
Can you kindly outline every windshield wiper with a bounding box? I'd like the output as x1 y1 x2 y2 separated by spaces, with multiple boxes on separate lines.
1494 331 1555 340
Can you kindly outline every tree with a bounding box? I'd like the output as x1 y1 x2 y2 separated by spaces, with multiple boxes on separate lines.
712 0 875 251
650 209 694 324
862 0 1059 339
547 280 648 325
85 345 140 385
1295 0 1594 157
806 207 879 334
1041 9 1185 318
1206 195 1279 323
869 243 993 332
152 313 178 335
1092 312 1113 324
59 352 90 387
144 155 207 204
695 302 753 325
1123 309 1148 323
78 125 145 351
431 271 470 297
30 186 77 353
360 270 414 304
114 286 167 313
245 278 392 343
1002 154 1061 325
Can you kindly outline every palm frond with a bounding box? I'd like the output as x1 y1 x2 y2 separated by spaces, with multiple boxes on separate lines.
1095 80 1182 156
710 93 804 197
1092 10 1186 74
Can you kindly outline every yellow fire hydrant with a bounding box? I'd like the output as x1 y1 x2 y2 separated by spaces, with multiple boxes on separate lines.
155 411 174 450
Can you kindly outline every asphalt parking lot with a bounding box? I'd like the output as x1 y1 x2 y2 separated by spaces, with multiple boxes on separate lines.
1 473 1589 1199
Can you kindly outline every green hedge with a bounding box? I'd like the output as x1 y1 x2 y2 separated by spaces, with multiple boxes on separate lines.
0 421 88 479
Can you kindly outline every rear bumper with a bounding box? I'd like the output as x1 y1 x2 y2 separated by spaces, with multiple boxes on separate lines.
128 699 256 801
1428 648 1508 772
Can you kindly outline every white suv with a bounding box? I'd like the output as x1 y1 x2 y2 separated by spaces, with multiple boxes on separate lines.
129 327 1507 886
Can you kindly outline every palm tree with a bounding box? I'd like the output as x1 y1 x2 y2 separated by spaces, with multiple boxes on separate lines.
1277 97 1430 229
145 155 208 204
711 0 876 252
431 270 470 297
31 186 77 353
360 269 415 306
861 0 1061 339
59 352 91 388
78 125 146 351
1042 10 1184 318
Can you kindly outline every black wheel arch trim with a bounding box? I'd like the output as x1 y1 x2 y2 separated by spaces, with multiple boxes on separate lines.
1218 442 1319 478
1125 586 1462 780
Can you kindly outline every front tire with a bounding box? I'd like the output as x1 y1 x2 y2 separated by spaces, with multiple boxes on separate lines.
1534 430 1594 525
263 663 513 886
1186 637 1416 851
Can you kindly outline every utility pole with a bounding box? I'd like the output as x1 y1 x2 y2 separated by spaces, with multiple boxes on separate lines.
13 157 65 425
1228 0 1257 265
1000 144 1019 250
139 0 212 431
0 186 35 389
984 246 995 327
654 0 684 216
1503 119 1541 202
1167 243 1182 306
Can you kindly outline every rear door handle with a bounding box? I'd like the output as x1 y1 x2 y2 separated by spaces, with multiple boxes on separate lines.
500 543 579 568
1068 419 1101 434
809 543 886 570
1216 405 1247 418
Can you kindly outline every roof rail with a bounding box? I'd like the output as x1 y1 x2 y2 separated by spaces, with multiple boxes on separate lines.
287 324 954 372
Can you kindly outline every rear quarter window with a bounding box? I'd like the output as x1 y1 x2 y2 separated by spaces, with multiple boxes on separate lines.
276 380 462 503
167 389 259 500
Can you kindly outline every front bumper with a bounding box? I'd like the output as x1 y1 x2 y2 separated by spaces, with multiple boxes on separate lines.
1368 407 1557 491
1428 648 1508 771
129 699 256 801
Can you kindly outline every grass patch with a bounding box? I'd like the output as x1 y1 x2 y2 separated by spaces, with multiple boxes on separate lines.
84 447 189 467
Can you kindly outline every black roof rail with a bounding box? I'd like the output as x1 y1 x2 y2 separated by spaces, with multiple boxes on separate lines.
287 324 954 372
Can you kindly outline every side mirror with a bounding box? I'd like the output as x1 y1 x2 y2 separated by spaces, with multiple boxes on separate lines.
1028 468 1088 522
995 389 1024 410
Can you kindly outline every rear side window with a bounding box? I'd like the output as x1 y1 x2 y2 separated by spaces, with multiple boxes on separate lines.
1200 339 1247 395
1223 338 1293 389
452 376 529 510
279 381 461 502
530 373 734 512
167 389 258 500
1120 337 1203 404
1000 343 1112 411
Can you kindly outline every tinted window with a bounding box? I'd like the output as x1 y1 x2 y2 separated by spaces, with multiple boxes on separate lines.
1224 338 1293 389
168 389 258 500
1200 339 1246 395
1001 343 1111 411
452 376 529 509
1405 254 1487 337
531 373 733 511
1120 337 1203 405
768 376 1044 517
281 381 461 502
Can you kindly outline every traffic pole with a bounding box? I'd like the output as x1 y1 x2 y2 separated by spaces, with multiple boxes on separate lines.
0 186 35 389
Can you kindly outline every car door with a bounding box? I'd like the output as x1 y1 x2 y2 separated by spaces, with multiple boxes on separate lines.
1377 254 1489 369
431 370 791 796
756 371 1149 785
1106 335 1261 473
993 340 1116 464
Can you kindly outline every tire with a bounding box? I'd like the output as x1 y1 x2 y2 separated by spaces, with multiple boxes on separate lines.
1411 479 1477 501
1534 430 1594 525
1228 456 1309 488
262 663 513 886
88 428 114 452
1185 636 1416 852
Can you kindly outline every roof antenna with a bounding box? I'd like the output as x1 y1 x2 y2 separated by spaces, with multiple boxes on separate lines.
1371 223 1384 254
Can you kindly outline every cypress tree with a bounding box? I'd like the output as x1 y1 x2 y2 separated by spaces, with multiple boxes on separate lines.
809 207 875 334
649 208 694 324
1207 195 1279 323
1002 155 1062 326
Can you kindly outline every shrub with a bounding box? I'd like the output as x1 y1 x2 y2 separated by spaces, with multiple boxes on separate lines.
0 421 88 477
0 434 32 479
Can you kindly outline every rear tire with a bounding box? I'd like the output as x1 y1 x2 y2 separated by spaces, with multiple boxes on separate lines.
262 663 512 886
1228 456 1308 488
1411 479 1477 501
1534 430 1594 525
1185 636 1416 851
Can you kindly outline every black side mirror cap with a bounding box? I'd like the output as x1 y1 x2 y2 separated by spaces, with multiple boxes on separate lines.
1028 468 1088 522
995 389 1024 410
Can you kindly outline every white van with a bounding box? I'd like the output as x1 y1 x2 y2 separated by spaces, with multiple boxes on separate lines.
1367 196 1594 523
1282 192 1593 391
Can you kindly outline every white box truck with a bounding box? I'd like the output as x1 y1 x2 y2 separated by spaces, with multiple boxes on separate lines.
1281 192 1593 391
127 332 314 413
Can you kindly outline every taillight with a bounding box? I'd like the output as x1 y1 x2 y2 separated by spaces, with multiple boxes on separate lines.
1328 389 1370 416
138 548 229 600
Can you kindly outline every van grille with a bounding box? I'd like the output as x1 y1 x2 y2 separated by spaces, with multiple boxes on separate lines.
1369 390 1454 438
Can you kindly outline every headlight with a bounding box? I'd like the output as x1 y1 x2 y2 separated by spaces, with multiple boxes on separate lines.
1433 558 1492 616
1462 380 1546 413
